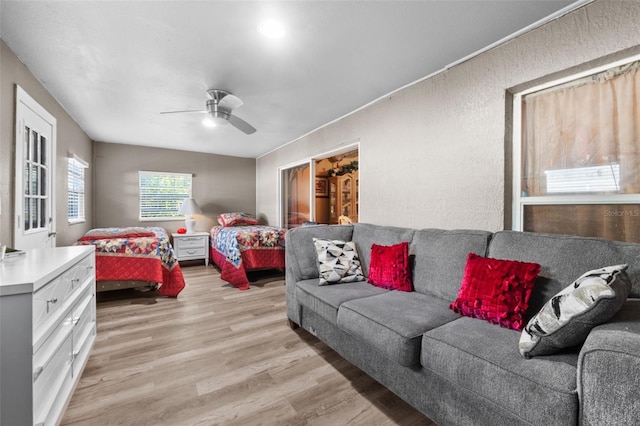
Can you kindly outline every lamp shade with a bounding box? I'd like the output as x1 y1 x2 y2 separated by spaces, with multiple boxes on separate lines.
178 198 201 234
178 198 202 216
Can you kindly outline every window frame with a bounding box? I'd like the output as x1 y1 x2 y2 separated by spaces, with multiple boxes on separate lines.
67 154 88 224
138 170 192 221
512 53 640 232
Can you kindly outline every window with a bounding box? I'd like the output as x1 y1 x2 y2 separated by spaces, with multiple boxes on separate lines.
139 171 192 221
513 56 640 242
67 155 87 224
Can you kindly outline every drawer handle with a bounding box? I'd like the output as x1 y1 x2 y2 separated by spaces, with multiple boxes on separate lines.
72 278 80 284
33 365 44 381
86 265 94 270
186 250 198 254
46 297 58 312
72 317 81 326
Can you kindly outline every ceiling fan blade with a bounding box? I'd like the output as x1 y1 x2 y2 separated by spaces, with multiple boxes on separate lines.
160 109 207 114
228 114 256 135
219 94 244 111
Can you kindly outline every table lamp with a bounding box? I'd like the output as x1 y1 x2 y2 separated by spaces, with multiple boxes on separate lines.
178 198 202 234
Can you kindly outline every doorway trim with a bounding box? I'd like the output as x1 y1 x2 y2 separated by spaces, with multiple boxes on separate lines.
277 139 360 228
14 85 57 249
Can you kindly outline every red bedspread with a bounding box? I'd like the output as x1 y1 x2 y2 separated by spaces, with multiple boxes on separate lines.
75 226 185 297
210 225 286 290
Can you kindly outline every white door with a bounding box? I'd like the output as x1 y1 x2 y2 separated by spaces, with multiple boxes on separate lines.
14 85 57 249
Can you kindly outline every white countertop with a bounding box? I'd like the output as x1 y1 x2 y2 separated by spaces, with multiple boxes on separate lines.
0 245 94 296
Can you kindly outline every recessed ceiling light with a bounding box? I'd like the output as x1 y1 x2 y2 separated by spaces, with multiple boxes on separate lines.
258 19 286 38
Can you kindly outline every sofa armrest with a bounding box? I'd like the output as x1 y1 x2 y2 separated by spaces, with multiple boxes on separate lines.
578 299 640 425
285 224 353 325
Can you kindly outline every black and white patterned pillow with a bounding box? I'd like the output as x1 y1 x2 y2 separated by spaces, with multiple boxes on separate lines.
313 238 364 285
519 264 631 358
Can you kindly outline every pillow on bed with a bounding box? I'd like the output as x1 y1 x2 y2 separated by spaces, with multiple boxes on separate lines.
217 212 260 227
77 227 155 241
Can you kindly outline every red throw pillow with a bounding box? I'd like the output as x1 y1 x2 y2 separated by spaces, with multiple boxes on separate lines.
368 242 412 292
449 253 541 331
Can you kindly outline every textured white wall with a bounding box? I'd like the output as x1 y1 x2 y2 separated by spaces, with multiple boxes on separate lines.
256 0 640 231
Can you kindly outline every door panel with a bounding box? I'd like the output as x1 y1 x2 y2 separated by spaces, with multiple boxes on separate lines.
14 86 56 249
281 163 311 229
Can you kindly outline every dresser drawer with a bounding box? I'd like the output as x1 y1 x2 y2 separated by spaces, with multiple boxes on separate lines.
65 254 95 290
175 236 207 249
33 324 73 425
178 246 207 258
72 289 95 349
33 253 95 339
32 276 74 336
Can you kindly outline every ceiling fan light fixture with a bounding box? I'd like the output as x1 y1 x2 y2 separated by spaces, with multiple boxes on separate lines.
203 114 228 127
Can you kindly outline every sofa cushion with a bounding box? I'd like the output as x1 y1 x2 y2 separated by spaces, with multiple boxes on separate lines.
422 317 579 424
520 264 631 358
286 224 354 281
411 229 493 300
337 292 459 366
488 231 640 315
368 242 412 291
352 223 415 277
313 238 365 285
296 279 387 325
450 253 541 331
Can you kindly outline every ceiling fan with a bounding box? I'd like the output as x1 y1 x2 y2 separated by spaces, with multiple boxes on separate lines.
161 89 256 135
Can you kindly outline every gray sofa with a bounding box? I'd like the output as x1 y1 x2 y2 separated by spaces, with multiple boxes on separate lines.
285 223 640 425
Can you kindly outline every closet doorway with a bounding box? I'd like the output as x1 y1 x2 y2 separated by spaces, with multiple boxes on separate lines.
314 148 359 225
280 146 359 229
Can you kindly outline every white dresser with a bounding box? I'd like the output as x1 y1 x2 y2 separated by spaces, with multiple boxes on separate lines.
0 245 96 426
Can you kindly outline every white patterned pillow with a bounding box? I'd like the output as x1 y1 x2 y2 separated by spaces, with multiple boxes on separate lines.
519 264 631 358
313 238 364 285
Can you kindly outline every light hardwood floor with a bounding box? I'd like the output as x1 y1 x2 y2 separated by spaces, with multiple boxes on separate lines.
62 265 435 426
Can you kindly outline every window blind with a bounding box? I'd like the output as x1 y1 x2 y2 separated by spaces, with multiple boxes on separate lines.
139 171 192 220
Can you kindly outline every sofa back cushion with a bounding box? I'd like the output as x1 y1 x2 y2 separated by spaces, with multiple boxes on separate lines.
352 223 415 278
285 224 354 281
488 231 640 319
412 229 493 300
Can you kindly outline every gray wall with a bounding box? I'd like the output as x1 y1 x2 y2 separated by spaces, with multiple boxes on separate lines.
0 39 93 247
256 0 640 231
94 142 256 233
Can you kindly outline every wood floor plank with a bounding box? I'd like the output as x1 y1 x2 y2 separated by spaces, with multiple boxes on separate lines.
61 265 434 426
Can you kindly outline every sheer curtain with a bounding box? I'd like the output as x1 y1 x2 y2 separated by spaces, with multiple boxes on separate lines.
521 61 640 242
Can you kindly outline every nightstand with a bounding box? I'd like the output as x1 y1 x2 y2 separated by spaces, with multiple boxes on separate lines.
172 232 209 266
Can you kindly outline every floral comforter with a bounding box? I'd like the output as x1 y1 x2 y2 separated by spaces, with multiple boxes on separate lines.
75 226 185 297
210 225 286 290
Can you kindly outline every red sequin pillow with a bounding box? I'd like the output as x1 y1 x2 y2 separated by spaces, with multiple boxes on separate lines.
368 242 412 292
449 253 541 331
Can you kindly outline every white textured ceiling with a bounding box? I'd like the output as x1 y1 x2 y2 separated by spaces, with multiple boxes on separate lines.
0 1 580 158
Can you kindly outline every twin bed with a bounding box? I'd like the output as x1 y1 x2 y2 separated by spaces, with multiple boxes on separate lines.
74 226 186 297
208 212 286 290
76 213 286 295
